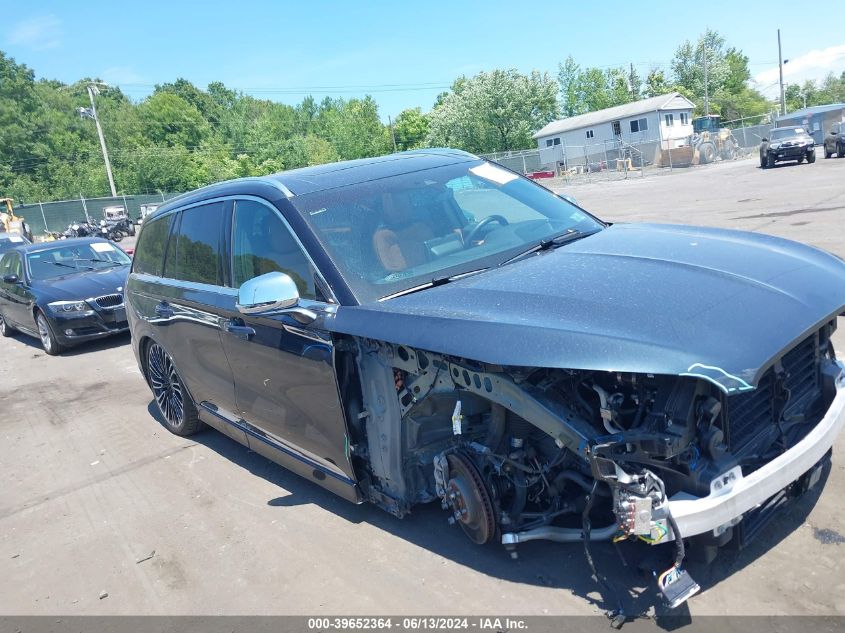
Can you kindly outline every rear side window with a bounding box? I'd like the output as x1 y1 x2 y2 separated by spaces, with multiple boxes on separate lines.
133 214 174 276
231 199 316 299
167 202 225 286
5 252 22 279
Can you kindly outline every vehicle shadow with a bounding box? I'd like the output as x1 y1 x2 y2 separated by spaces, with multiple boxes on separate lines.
146 400 829 624
757 162 803 170
7 329 130 356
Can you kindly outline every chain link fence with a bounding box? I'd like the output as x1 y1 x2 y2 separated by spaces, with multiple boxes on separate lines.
482 117 779 188
12 192 182 237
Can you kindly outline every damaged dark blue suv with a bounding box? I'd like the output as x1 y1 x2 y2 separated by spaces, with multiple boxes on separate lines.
127 149 845 611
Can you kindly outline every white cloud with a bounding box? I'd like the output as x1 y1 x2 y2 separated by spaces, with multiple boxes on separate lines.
7 15 62 51
754 43 845 94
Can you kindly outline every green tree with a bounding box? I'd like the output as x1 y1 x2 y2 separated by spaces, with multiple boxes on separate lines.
672 30 729 108
392 108 429 150
137 92 210 148
557 56 581 117
428 69 558 153
644 68 671 97
319 96 391 160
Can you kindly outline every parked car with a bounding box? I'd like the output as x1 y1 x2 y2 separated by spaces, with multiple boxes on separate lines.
0 237 131 354
127 150 845 610
760 127 816 167
823 122 845 158
0 231 30 255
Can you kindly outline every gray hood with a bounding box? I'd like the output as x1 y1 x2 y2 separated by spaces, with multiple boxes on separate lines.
327 223 845 393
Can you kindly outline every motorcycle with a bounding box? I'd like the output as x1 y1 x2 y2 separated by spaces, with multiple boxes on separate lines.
98 220 124 242
63 221 98 239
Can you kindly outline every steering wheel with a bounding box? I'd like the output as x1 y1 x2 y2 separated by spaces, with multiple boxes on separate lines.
463 215 509 247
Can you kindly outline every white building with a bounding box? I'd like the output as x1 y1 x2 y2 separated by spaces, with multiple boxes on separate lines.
533 93 696 166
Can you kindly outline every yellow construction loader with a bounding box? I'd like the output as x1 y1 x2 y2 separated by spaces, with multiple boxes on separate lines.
0 198 33 241
691 115 738 164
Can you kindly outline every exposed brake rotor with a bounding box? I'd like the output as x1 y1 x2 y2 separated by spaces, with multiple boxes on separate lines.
444 452 497 544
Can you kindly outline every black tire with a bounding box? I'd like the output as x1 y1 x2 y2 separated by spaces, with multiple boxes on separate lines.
766 153 776 168
0 311 14 337
36 312 64 355
807 151 816 164
838 144 845 157
797 155 805 164
146 342 201 436
699 143 715 164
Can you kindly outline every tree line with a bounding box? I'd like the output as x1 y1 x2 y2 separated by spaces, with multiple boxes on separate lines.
2 29 843 202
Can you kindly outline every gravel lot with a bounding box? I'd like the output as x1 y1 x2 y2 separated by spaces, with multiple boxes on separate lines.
2 156 845 619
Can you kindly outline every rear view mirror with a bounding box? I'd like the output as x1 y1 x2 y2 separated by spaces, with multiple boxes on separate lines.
237 271 299 315
2 274 18 284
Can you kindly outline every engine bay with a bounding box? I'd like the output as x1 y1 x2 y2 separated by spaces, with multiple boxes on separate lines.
336 323 837 614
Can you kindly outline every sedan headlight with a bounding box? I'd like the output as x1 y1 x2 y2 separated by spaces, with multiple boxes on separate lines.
48 300 92 313
769 142 781 150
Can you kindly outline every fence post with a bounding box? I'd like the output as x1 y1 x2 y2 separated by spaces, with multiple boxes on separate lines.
667 137 673 172
623 142 629 180
562 140 570 184
603 143 609 181
38 201 48 234
80 194 90 223
585 146 590 183
640 142 645 178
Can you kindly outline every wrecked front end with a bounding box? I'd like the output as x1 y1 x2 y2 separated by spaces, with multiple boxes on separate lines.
339 318 845 611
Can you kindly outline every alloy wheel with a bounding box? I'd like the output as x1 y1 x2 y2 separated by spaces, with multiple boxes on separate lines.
148 343 185 428
37 315 53 353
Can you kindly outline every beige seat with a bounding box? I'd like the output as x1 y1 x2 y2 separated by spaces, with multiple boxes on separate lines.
372 192 434 272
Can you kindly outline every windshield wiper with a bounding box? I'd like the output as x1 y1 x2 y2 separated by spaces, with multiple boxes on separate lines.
380 268 488 301
498 229 596 267
76 258 123 267
47 261 94 271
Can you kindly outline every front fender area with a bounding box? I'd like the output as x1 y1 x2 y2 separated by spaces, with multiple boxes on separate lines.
348 329 840 561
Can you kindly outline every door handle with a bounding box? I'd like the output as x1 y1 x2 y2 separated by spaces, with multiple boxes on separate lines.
154 302 174 319
221 319 255 341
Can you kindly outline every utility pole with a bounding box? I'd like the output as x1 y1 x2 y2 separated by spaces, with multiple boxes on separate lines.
702 41 709 116
778 29 786 116
82 83 117 197
388 114 398 152
629 63 636 100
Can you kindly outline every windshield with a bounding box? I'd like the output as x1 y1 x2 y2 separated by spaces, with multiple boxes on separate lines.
291 160 604 303
770 128 809 140
26 241 131 281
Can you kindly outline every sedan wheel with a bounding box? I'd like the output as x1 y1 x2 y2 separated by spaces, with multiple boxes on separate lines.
0 312 14 337
36 312 63 355
147 342 200 435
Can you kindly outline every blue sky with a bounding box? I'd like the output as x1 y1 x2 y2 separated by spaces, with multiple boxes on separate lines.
3 0 844 119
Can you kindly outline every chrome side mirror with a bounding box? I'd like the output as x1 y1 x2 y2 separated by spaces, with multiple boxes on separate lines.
237 271 299 315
